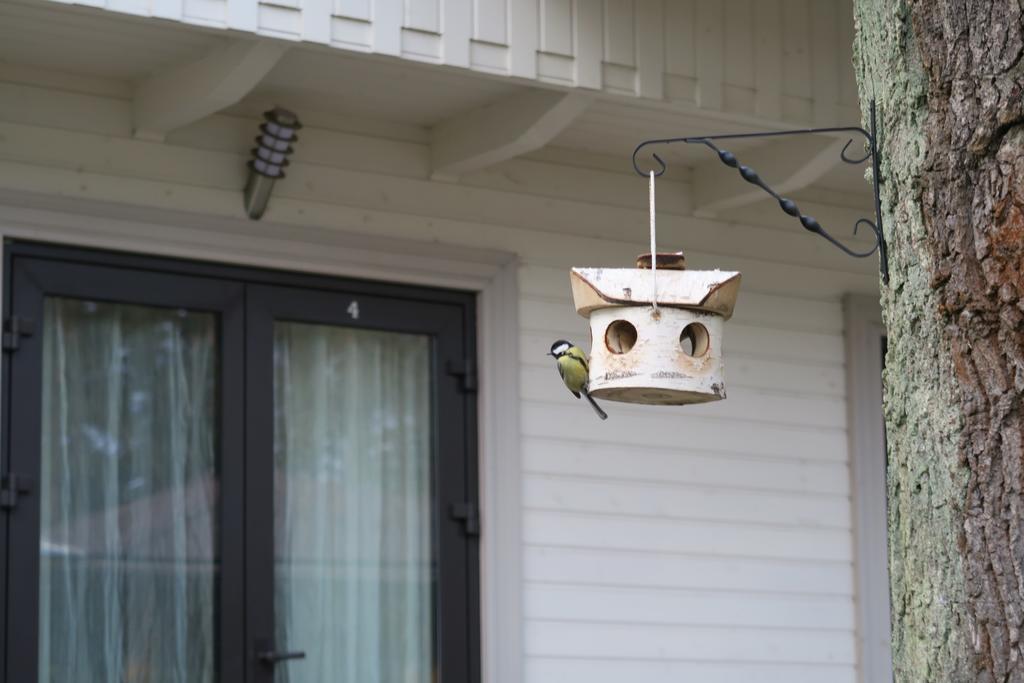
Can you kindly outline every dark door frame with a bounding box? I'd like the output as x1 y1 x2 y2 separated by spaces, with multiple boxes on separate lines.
244 282 474 683
2 252 247 683
1 240 480 683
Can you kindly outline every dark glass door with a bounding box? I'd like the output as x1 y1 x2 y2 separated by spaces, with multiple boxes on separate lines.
245 284 475 683
2 244 478 683
3 254 246 683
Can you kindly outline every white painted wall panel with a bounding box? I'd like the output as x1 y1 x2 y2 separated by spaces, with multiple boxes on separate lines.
520 408 846 469
302 0 331 42
523 474 852 528
526 621 855 663
694 0 723 109
837 0 860 108
754 0 783 119
404 0 440 33
106 0 151 16
31 0 863 123
525 546 851 594
663 0 695 77
573 0 602 88
474 0 507 44
371 0 402 53
507 0 537 77
782 0 812 100
602 0 635 66
332 16 373 48
263 0 299 10
539 0 572 55
525 583 855 629
0 74 868 682
723 0 754 88
227 0 258 30
182 0 225 25
524 510 852 561
527 657 857 683
810 0 841 124
152 0 185 20
442 0 472 65
258 4 300 36
334 0 369 19
634 0 663 98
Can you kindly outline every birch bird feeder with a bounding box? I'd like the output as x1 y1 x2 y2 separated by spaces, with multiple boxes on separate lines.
570 252 741 405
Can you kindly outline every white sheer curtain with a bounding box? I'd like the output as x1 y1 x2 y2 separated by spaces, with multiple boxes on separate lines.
38 298 218 683
273 322 433 683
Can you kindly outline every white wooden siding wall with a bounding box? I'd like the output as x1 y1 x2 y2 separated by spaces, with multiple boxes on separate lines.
43 0 860 125
0 73 875 681
520 284 856 683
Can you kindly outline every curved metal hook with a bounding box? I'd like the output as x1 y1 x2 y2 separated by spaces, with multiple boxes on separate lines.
632 140 669 177
808 218 881 258
628 101 887 281
840 138 872 165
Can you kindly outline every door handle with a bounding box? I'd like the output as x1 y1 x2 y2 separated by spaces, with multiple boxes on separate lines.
254 647 305 667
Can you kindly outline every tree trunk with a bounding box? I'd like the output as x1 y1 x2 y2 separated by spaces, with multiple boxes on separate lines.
853 2 1024 680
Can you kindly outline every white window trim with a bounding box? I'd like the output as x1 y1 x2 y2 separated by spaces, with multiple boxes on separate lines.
0 190 523 683
844 293 893 683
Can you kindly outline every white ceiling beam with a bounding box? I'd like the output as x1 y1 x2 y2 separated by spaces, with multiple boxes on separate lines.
692 135 848 216
431 89 593 180
133 39 288 140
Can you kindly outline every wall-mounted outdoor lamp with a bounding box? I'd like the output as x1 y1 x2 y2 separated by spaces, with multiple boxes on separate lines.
243 107 301 220
632 100 888 284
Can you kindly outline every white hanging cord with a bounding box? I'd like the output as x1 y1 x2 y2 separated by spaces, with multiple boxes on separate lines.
649 170 658 313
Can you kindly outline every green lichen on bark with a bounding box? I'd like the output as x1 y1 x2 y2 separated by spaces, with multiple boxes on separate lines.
853 2 969 679
854 1 1024 681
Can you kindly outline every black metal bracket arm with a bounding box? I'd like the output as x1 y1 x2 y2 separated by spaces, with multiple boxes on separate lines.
632 100 888 284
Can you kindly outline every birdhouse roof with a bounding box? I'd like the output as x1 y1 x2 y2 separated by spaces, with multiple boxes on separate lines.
571 268 742 319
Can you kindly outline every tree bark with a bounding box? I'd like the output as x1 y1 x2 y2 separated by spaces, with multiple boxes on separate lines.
853 2 1024 680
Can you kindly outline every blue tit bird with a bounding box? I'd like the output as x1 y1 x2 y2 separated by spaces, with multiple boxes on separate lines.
548 339 608 420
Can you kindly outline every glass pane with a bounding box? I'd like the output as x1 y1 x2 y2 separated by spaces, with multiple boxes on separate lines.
38 298 219 683
273 322 434 683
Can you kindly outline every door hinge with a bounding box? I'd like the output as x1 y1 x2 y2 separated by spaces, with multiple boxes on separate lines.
2 316 35 352
450 502 480 537
446 358 478 393
0 473 32 511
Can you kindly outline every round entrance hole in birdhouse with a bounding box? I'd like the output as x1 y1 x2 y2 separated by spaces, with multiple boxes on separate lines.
605 319 638 354
569 252 741 406
680 322 710 357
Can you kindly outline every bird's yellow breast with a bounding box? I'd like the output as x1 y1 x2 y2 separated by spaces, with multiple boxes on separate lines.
557 352 589 393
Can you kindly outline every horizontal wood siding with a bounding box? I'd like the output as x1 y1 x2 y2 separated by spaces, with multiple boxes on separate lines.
0 72 869 682
26 0 860 125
